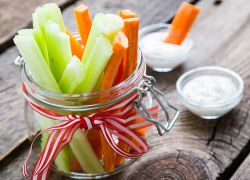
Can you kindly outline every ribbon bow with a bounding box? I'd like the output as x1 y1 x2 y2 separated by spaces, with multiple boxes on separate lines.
22 84 158 180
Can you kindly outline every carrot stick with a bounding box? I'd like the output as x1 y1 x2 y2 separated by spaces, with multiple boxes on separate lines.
115 10 136 85
100 31 128 172
119 9 136 19
164 2 200 45
123 18 139 78
65 28 84 59
74 4 92 46
70 153 82 172
101 31 128 90
114 14 140 167
113 59 125 85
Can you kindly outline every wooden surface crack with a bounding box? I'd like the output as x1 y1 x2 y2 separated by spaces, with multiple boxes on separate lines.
217 139 250 180
206 119 222 146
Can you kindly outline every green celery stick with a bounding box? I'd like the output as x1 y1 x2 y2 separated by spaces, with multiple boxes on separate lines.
35 113 71 173
76 34 113 93
59 56 86 94
93 73 104 92
32 12 50 64
59 56 105 173
32 3 65 64
82 13 123 63
42 3 65 32
70 130 104 173
18 29 34 35
15 4 106 174
45 21 72 82
14 34 103 173
33 3 65 34
14 34 71 172
13 34 61 93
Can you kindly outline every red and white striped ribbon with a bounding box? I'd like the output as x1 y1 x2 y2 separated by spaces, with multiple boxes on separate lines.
22 84 158 180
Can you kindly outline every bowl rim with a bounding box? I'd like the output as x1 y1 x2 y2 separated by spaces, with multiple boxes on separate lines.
176 66 244 108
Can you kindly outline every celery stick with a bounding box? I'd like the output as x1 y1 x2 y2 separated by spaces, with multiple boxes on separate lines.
15 3 105 173
59 56 85 94
82 13 123 63
14 34 72 172
33 3 65 33
45 21 72 82
93 73 104 92
59 56 105 172
13 34 61 93
32 3 65 64
35 113 71 173
77 35 113 93
32 12 50 64
18 29 34 35
70 130 104 173
42 3 65 32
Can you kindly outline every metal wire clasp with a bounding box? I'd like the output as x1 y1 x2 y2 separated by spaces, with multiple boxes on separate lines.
14 56 24 67
134 75 180 136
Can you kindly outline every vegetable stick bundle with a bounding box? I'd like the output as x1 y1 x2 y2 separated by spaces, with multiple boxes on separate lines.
14 3 142 174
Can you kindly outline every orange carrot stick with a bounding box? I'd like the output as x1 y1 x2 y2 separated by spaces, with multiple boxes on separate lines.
115 10 136 85
100 32 128 172
115 14 140 167
119 9 136 19
70 153 82 172
113 59 125 85
87 129 102 160
164 2 200 45
74 4 92 46
101 32 128 90
123 18 139 78
65 28 84 59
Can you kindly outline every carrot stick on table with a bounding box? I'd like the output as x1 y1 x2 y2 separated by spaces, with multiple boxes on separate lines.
100 31 128 172
65 28 84 59
74 4 92 46
119 9 136 19
164 2 200 45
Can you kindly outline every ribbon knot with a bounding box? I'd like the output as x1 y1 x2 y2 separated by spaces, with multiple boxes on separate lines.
22 84 158 180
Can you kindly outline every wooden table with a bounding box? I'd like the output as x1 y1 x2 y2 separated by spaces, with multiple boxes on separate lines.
0 0 250 179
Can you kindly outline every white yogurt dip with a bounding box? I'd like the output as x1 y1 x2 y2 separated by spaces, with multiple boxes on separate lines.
183 75 237 104
139 31 193 72
176 66 244 119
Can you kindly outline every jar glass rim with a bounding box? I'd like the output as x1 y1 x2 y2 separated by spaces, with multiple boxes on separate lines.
23 48 145 111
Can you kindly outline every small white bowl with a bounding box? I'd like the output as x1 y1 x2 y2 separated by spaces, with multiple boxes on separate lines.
139 23 193 72
176 66 244 119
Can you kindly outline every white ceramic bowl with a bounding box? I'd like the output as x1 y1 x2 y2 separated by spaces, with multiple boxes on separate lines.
176 66 244 119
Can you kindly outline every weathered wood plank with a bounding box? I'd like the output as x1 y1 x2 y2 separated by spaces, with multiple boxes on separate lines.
0 0 186 159
231 154 250 180
0 0 77 53
0 0 186 178
2 0 250 179
119 0 250 179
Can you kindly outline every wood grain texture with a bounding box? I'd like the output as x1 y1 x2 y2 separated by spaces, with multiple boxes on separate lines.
119 0 250 179
231 155 250 180
2 0 250 179
0 0 186 179
0 0 186 159
0 0 74 53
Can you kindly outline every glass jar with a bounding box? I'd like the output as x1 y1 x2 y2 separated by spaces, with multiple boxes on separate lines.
20 49 179 179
